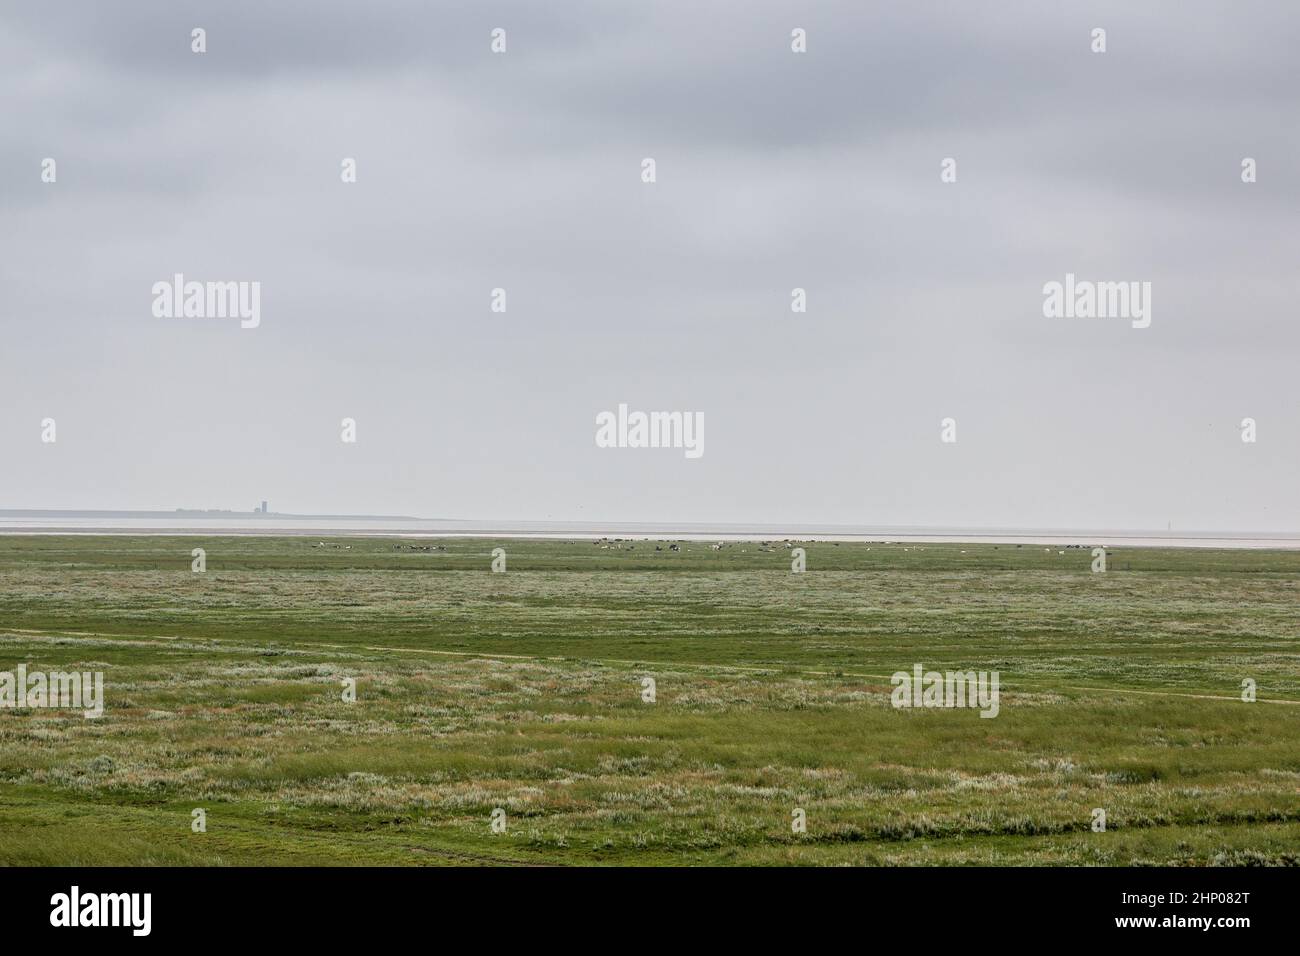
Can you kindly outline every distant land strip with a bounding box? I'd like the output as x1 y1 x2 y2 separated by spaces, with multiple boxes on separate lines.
1 510 1299 548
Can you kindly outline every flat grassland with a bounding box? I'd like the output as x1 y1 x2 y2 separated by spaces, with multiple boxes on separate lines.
0 535 1297 866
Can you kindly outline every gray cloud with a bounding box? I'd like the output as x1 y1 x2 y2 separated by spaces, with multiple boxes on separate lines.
2 1 1296 530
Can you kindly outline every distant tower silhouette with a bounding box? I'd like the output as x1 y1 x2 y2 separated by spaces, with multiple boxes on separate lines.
261 500 268 514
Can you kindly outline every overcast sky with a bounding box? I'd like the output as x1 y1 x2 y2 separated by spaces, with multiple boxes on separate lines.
2 1 1297 530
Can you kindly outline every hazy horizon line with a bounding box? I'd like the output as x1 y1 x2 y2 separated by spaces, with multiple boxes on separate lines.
2 508 1298 541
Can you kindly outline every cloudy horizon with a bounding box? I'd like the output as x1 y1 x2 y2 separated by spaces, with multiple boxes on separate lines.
3 1 1297 532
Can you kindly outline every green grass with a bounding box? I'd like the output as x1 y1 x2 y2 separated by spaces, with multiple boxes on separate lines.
0 535 1297 866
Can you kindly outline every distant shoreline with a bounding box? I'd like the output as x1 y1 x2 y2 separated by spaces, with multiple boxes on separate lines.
1 513 1298 549
0 509 418 521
